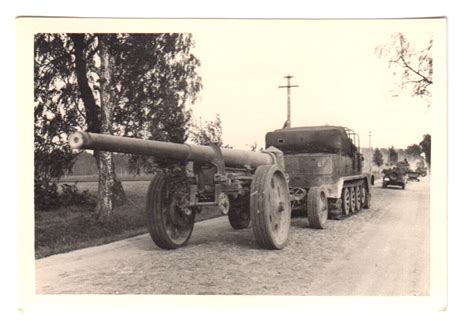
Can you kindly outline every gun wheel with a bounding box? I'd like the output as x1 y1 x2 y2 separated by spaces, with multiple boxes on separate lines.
228 196 250 229
250 165 291 249
307 186 328 229
146 171 195 249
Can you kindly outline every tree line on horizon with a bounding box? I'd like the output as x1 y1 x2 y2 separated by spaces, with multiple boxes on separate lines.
372 134 431 168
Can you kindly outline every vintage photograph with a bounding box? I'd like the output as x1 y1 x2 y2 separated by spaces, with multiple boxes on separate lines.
20 18 446 299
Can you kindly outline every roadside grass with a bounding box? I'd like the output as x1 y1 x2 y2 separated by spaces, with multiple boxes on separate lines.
35 180 222 259
60 174 154 183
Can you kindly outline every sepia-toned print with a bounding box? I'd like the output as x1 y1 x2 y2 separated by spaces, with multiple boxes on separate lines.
19 18 446 300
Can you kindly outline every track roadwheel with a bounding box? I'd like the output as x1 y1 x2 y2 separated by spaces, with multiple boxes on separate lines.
355 185 362 211
307 187 328 229
250 165 291 249
362 184 370 209
342 187 351 215
360 184 367 209
146 171 195 249
349 186 356 213
228 196 250 229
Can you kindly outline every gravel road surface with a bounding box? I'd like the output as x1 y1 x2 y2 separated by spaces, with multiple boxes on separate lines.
36 178 430 295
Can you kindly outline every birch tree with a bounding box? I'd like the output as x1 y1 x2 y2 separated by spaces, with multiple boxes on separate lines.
34 33 202 219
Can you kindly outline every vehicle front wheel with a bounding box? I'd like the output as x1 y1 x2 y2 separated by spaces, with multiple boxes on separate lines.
307 187 329 229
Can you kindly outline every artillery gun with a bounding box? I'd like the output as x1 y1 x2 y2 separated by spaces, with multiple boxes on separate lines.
69 131 291 250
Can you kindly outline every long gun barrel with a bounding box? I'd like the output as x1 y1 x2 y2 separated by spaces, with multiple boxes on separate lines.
69 131 275 168
68 130 290 251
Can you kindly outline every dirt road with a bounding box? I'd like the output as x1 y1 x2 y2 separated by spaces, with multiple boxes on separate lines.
36 178 430 295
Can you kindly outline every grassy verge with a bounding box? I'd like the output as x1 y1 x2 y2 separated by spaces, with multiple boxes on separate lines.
60 174 154 183
35 180 222 259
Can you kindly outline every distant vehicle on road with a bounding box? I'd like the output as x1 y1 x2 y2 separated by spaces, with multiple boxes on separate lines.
416 166 428 177
382 165 407 190
407 170 420 182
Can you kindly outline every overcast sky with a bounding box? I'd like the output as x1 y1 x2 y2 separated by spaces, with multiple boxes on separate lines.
188 19 443 150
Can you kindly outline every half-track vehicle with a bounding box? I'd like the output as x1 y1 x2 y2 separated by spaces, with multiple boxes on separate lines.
265 126 372 228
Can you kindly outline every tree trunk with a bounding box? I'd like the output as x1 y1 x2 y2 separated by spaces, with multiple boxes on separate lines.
69 34 101 134
70 34 126 220
94 36 126 221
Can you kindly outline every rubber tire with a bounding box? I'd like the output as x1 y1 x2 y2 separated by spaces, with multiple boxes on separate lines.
307 187 328 229
389 171 399 181
146 171 195 249
250 165 291 250
228 197 250 229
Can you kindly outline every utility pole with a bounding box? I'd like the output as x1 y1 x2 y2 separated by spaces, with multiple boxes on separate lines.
279 75 298 128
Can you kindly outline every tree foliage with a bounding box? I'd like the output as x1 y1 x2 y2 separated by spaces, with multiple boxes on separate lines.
34 33 202 213
376 33 433 106
419 134 431 167
189 114 231 148
372 148 384 167
405 143 422 158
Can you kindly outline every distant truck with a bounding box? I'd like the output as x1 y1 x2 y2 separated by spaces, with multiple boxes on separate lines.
406 165 428 182
382 163 408 190
416 166 427 177
407 170 420 182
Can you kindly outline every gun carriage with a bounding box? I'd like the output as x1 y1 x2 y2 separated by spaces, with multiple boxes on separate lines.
69 131 291 250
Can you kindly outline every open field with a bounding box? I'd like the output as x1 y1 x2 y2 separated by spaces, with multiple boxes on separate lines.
35 180 222 259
